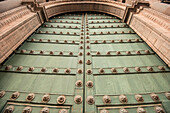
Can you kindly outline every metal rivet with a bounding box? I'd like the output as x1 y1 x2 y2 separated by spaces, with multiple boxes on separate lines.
38 31 42 33
105 25 107 28
136 51 141 54
86 81 93 88
57 96 66 104
49 51 54 55
126 51 131 55
59 51 63 55
86 36 89 39
51 25 53 27
94 40 98 43
135 39 139 42
74 95 82 104
135 67 141 72
96 51 100 55
86 96 95 105
45 31 49 34
63 26 66 28
158 66 165 71
93 32 96 35
80 41 83 44
80 46 83 49
5 65 12 70
59 109 68 113
107 52 111 55
23 106 32 113
86 52 91 56
119 95 128 103
56 40 59 43
21 49 26 53
147 66 153 71
17 66 23 71
69 52 73 56
99 68 104 74
67 32 70 35
31 38 35 41
4 105 14 113
116 51 121 55
137 107 146 113
128 31 132 33
28 67 34 72
0 90 5 99
86 41 90 43
100 110 109 113
81 37 83 39
86 46 90 49
86 60 92 65
53 68 59 73
150 93 159 101
111 40 114 43
75 26 78 29
86 69 92 75
145 50 150 54
103 95 111 104
107 31 110 34
165 92 170 100
123 67 129 73
97 21 99 23
41 67 47 72
111 25 113 27
30 50 34 54
39 39 43 42
155 106 165 113
64 40 67 43
127 39 131 42
111 68 117 73
60 20 62 23
65 68 71 74
81 33 84 35
40 50 44 54
74 33 77 35
53 31 56 34
135 94 144 102
26 93 35 102
78 60 83 64
60 32 63 34
119 39 123 42
76 80 82 87
86 33 89 35
79 52 83 56
103 40 106 43
40 107 49 113
42 94 50 103
100 32 103 34
103 21 105 23
92 26 95 28
119 108 128 113
11 92 20 100
77 69 82 74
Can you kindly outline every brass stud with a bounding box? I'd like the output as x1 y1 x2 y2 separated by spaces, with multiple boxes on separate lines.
100 110 109 113
39 39 43 42
136 51 141 54
119 39 123 43
123 67 129 73
28 67 34 72
31 38 35 42
92 26 95 28
53 68 58 73
93 32 96 35
86 96 95 105
111 25 114 27
63 26 66 28
67 32 70 35
51 25 53 27
65 68 71 74
78 60 83 64
86 60 92 65
42 94 50 103
59 51 63 55
86 52 91 56
103 95 111 104
103 40 106 43
107 51 111 55
99 26 101 28
60 32 63 34
96 51 100 55
155 106 165 113
119 108 128 113
86 69 92 75
119 95 128 103
4 106 14 113
69 52 73 56
150 93 159 101
74 32 77 35
56 40 59 43
40 107 49 113
94 40 98 43
75 26 78 28
5 65 12 70
147 66 153 71
135 94 144 102
21 49 26 53
128 31 132 33
111 68 117 73
17 66 23 71
86 81 93 88
30 50 34 54
26 93 35 102
23 107 32 113
50 51 54 55
45 31 49 34
145 50 150 54
76 80 82 87
53 31 56 34
86 33 89 35
165 92 170 100
80 41 83 44
135 67 141 72
114 31 117 34
65 21 68 23
77 69 83 74
135 39 139 42
158 66 165 71
86 46 90 49
111 40 115 43
40 50 44 54
137 107 146 113
86 40 90 43
80 46 83 49
79 52 83 56
116 51 121 55
74 95 82 104
117 25 120 27
127 39 131 42
0 90 5 99
126 51 131 55
11 92 20 100
86 36 89 39
57 95 66 104
107 31 110 34
41 67 47 72
64 40 67 43
80 37 83 39
100 32 103 34
99 68 104 74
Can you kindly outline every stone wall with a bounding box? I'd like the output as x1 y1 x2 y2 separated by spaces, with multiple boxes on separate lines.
0 6 42 63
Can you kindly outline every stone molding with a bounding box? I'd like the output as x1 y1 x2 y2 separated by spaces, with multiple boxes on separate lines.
129 8 170 66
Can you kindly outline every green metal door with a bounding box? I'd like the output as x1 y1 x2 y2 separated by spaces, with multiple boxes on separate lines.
0 12 170 113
